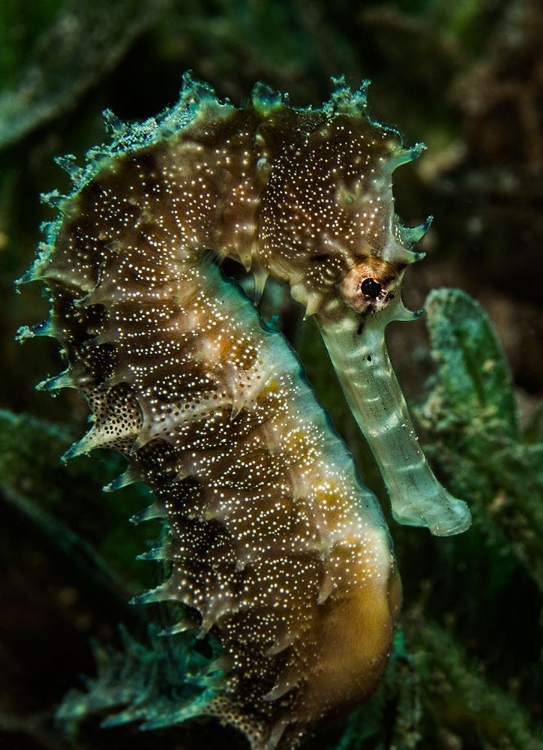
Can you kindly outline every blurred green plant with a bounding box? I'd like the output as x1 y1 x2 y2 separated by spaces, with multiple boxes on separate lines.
419 289 543 593
0 0 172 148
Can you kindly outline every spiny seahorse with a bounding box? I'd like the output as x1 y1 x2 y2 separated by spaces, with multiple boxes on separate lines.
17 74 470 749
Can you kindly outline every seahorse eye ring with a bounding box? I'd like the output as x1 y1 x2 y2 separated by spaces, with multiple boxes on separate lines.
338 257 398 313
361 277 382 299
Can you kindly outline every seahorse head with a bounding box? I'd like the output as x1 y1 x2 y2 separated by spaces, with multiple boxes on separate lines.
252 78 428 320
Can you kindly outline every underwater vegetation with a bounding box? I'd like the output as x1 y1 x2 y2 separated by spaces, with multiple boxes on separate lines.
1 0 543 749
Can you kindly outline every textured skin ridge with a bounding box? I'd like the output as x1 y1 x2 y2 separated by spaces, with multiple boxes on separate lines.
18 74 466 747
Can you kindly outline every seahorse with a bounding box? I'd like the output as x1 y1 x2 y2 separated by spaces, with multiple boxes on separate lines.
17 74 470 748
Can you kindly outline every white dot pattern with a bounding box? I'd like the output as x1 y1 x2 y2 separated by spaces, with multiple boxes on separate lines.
33 91 402 748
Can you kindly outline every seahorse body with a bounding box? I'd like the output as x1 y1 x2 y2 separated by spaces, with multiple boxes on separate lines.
18 75 468 747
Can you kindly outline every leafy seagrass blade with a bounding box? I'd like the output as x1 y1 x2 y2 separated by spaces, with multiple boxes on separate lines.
420 288 543 592
425 288 519 440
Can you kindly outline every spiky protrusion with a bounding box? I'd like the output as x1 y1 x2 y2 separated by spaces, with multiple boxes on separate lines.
251 82 284 115
37 370 82 393
55 154 84 183
397 215 433 249
327 76 370 115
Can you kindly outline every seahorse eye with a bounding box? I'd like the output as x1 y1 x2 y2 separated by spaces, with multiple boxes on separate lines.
338 258 398 314
361 278 382 299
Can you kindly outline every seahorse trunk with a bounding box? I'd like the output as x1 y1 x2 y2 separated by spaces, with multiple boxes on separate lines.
21 132 401 748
